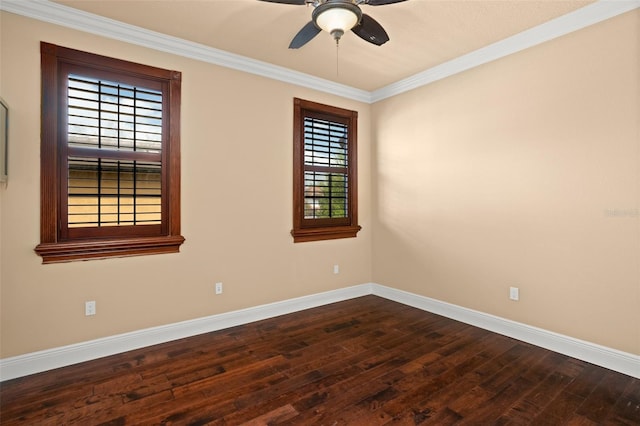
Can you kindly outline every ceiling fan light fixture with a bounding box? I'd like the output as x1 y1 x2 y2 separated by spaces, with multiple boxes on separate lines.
313 1 361 42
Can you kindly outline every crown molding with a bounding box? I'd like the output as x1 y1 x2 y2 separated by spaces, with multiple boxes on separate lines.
371 0 640 102
0 0 638 101
0 0 372 103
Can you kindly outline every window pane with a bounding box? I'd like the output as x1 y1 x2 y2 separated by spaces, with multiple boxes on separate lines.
303 171 348 219
303 117 348 168
68 158 161 227
67 75 163 153
303 115 349 219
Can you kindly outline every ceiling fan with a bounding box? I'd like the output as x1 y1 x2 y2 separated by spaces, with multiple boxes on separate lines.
258 0 408 49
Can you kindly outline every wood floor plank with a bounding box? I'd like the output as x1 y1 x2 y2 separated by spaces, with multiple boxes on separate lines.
576 368 634 423
496 354 577 424
0 295 636 425
242 404 300 425
603 377 640 425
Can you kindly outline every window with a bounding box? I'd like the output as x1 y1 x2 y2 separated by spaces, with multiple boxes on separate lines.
292 98 361 242
35 42 184 263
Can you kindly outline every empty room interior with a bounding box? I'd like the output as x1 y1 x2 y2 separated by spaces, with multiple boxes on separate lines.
0 0 639 424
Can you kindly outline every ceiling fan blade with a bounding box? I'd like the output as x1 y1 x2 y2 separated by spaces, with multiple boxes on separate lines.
257 0 307 4
365 0 408 5
289 21 321 49
351 14 389 46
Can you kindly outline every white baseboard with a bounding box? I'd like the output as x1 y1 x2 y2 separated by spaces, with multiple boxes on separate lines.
0 284 372 381
370 284 640 379
1 282 638 381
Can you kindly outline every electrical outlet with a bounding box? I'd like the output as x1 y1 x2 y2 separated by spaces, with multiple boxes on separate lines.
333 264 340 274
215 282 223 295
509 287 519 301
85 300 96 316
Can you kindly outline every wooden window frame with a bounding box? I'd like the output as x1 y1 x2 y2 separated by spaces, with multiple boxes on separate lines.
291 98 361 243
35 42 184 263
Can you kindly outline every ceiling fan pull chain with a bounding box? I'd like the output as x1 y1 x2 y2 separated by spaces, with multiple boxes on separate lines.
336 40 340 77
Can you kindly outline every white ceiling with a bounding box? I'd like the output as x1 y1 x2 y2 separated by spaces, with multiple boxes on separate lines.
49 0 595 92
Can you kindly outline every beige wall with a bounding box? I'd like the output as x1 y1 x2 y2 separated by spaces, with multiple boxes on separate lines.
1 8 638 361
372 10 639 354
0 12 372 358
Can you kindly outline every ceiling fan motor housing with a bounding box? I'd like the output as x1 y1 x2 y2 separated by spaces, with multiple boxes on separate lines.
312 0 363 41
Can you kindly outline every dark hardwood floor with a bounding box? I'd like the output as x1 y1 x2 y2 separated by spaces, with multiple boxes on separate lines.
1 296 638 425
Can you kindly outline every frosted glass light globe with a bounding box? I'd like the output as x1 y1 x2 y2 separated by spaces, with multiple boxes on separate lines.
315 7 359 35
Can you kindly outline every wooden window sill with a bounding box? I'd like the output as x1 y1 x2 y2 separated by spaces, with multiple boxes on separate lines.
34 235 185 264
291 225 361 243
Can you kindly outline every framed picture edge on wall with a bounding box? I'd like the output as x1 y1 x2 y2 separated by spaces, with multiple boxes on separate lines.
0 96 7 183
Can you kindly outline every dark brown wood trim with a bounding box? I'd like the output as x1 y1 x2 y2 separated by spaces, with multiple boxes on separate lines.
292 98 304 235
40 43 59 245
167 73 182 237
44 42 176 82
34 235 185 264
67 224 163 240
291 225 362 243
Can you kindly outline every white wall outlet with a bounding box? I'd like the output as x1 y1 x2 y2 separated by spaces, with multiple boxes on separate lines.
509 287 520 301
333 264 340 274
85 300 96 316
215 282 223 295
